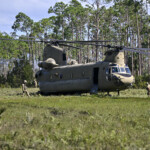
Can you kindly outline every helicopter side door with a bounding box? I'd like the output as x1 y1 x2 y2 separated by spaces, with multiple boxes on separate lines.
90 67 99 93
93 67 99 85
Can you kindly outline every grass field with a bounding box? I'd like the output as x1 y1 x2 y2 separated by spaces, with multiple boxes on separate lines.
0 88 150 149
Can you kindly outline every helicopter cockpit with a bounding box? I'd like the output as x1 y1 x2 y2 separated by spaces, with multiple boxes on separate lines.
105 64 134 88
106 64 131 75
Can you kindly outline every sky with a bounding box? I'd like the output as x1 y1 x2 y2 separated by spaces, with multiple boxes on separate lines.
0 0 70 34
0 0 149 35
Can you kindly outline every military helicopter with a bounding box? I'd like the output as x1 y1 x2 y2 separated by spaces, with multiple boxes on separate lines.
35 39 147 95
0 38 149 95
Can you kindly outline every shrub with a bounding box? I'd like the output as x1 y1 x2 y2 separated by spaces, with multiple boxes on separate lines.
7 57 34 87
132 75 150 89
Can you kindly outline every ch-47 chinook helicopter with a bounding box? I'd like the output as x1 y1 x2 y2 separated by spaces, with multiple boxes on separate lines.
35 39 150 95
0 37 149 95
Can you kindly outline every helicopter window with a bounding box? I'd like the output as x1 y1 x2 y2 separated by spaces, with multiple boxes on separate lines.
50 75 53 79
106 68 109 74
60 74 63 79
120 67 126 73
112 67 120 73
82 72 85 76
125 67 131 74
106 68 111 74
63 53 66 61
55 73 59 76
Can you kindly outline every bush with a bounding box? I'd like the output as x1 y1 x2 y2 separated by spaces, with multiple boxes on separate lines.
0 74 7 84
7 57 34 88
0 75 11 88
132 75 150 89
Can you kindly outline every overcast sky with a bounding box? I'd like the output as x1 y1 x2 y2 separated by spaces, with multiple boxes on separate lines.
0 0 71 34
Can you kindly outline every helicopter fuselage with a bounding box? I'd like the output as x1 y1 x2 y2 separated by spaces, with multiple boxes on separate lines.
36 61 134 94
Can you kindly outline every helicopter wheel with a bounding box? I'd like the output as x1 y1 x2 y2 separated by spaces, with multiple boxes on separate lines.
117 90 120 96
106 91 112 97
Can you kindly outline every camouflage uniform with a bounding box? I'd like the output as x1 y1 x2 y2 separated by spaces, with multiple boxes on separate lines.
34 79 37 88
146 82 150 96
22 80 30 97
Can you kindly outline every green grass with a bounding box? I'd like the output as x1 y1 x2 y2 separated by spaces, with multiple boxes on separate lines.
0 88 150 149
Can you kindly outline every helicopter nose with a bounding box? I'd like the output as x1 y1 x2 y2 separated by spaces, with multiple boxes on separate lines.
120 75 135 86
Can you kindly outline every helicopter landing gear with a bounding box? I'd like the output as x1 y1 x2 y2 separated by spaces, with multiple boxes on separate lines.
106 91 112 97
117 90 120 96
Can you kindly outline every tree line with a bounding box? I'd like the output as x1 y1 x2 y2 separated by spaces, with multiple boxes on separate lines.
0 0 150 87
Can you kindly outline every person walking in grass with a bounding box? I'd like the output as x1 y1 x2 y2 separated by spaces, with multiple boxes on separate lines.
34 79 38 88
22 80 30 97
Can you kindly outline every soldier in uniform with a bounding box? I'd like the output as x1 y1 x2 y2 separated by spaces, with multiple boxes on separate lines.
146 82 150 96
22 80 30 97
34 79 37 88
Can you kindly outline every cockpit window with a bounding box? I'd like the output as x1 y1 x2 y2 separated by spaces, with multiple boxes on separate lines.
125 67 131 74
120 67 126 73
108 66 131 74
112 67 120 73
106 68 111 74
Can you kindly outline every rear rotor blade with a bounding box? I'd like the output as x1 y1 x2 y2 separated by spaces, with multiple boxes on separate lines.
59 43 84 49
0 38 43 43
51 39 116 44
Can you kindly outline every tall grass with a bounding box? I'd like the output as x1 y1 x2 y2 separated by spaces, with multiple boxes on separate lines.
0 88 150 149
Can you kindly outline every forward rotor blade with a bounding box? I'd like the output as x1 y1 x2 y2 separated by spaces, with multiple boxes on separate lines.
68 43 108 47
61 42 113 48
127 47 150 51
123 48 150 55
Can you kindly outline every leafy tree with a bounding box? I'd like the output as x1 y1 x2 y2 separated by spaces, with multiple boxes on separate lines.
7 57 34 87
12 12 34 62
0 74 7 87
12 12 33 35
0 32 18 59
48 2 68 40
40 18 53 38
32 21 44 38
64 0 88 62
